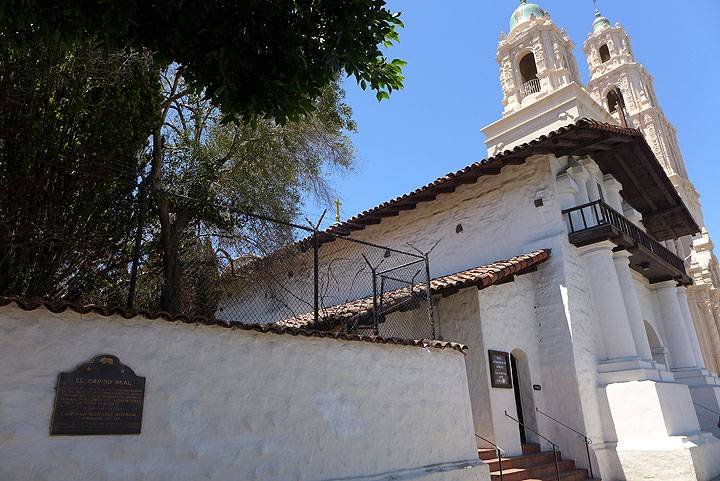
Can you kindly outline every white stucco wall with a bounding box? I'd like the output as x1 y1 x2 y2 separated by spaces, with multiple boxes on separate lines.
334 153 600 469
0 305 489 481
475 274 544 456
225 154 564 325
435 289 494 446
345 156 560 280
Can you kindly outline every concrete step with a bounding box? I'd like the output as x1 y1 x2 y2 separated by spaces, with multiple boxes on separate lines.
485 451 561 472
526 469 594 481
523 443 541 455
490 459 576 481
478 448 498 461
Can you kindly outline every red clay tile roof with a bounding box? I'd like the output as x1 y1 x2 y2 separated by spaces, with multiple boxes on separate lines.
276 249 551 329
324 119 697 242
0 296 467 353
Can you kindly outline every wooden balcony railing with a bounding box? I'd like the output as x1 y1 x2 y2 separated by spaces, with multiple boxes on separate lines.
562 200 687 276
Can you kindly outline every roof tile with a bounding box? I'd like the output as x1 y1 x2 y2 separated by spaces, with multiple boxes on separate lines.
276 249 551 330
0 296 468 353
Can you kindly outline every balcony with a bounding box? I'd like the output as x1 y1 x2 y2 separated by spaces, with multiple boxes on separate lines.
562 200 691 285
520 78 541 98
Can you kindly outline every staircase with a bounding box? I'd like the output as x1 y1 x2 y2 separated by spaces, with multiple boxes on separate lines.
478 443 599 481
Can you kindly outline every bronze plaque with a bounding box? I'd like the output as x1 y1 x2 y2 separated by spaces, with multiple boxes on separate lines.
50 354 145 435
488 350 512 389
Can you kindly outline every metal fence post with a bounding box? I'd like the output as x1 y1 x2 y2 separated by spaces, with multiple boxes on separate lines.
371 266 379 335
127 180 150 309
424 253 435 339
313 230 319 329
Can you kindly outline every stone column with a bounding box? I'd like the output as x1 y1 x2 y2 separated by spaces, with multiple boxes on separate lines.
570 167 598 228
557 172 579 209
612 250 653 360
677 287 706 369
557 172 581 232
602 174 624 212
697 298 720 374
569 167 590 205
579 241 638 360
654 281 697 369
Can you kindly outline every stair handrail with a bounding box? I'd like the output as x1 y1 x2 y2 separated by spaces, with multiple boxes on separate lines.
694 402 720 416
475 433 504 481
504 411 561 481
536 407 594 479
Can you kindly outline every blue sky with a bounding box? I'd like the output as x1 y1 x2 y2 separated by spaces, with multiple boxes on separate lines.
310 1 719 253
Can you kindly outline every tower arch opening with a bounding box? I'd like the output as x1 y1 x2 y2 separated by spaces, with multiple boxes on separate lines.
518 52 540 97
599 44 611 63
606 88 624 114
519 52 538 84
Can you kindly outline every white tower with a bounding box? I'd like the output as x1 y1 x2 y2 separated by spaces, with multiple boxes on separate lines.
583 7 720 374
498 0 580 114
483 1 613 155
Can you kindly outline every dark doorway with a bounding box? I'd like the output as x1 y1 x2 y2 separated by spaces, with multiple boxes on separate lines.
510 353 527 444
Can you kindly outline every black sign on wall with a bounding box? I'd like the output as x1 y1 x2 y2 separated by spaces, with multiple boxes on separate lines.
488 350 513 389
50 354 146 435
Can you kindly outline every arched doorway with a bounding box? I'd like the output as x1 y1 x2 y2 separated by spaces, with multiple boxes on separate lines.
510 349 538 445
510 353 527 443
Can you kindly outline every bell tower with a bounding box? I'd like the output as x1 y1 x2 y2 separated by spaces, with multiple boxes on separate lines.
583 8 701 224
498 0 581 115
483 1 612 156
584 6 720 378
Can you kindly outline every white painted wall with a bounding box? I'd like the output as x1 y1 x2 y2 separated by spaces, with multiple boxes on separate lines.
476 275 544 456
0 305 489 481
225 154 565 325
217 145 718 480
435 289 494 447
329 154 601 470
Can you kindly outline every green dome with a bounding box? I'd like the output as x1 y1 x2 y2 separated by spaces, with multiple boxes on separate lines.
592 10 611 32
510 0 547 32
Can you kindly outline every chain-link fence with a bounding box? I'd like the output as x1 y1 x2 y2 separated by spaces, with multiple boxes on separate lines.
1 188 436 340
172 208 435 339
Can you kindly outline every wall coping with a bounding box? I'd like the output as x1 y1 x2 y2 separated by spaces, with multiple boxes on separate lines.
0 296 468 353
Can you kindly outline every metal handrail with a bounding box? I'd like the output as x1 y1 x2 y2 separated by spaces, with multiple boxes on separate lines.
475 434 504 481
562 199 686 275
505 411 561 481
694 402 720 416
536 408 594 479
520 78 541 98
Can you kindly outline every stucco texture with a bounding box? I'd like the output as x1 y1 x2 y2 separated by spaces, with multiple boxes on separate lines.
0 305 489 481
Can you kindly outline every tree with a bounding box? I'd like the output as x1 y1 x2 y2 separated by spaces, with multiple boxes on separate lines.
0 39 160 300
2 1 405 123
148 67 355 314
1 2 401 315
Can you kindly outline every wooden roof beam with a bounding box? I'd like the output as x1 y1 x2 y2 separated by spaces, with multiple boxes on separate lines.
356 217 382 225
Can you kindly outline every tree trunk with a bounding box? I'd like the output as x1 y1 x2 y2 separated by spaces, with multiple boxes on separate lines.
156 193 184 315
150 126 184 315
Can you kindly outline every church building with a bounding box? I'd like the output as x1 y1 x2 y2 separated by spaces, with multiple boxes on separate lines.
263 2 720 479
4 3 720 481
